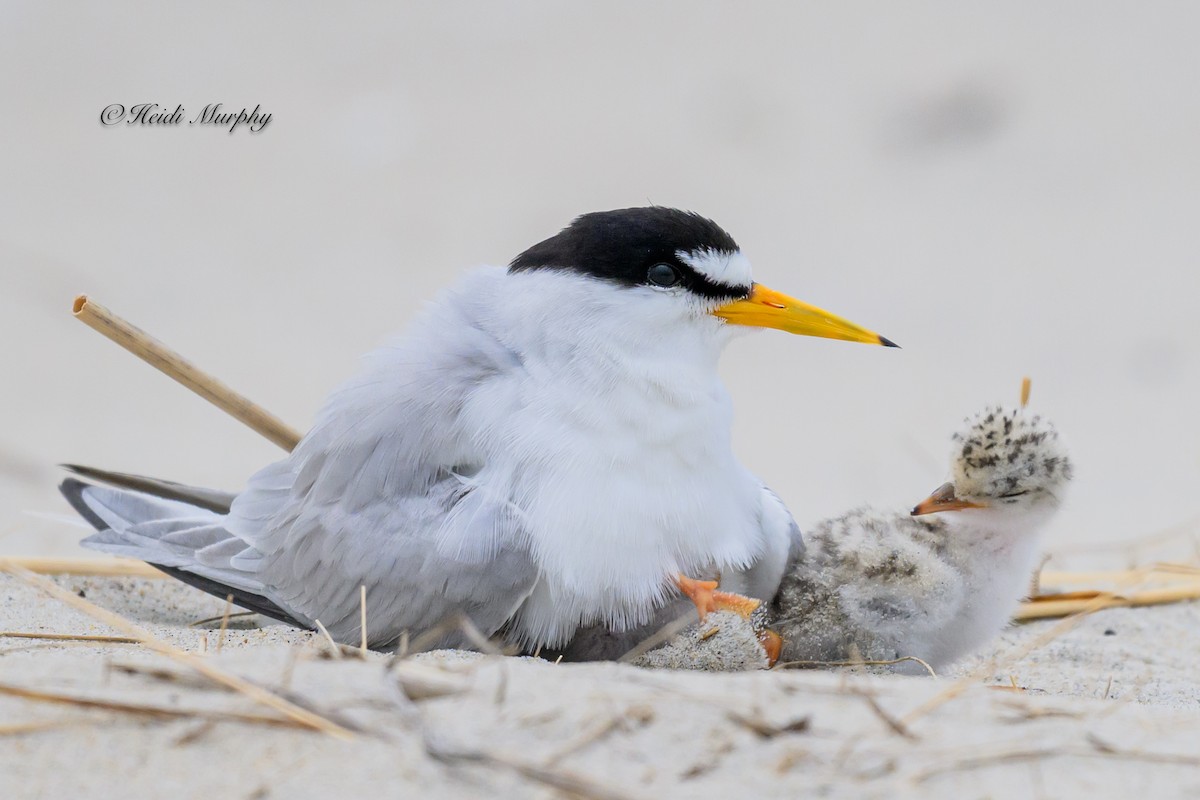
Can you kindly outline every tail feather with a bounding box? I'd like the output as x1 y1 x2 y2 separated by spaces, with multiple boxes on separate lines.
61 464 236 513
59 477 303 627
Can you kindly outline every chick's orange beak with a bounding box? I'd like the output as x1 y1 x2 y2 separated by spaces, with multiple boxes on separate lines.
910 482 988 516
712 284 897 347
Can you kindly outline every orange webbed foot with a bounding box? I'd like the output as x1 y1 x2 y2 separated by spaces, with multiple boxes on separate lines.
758 629 782 667
675 575 764 622
711 590 762 621
675 574 719 621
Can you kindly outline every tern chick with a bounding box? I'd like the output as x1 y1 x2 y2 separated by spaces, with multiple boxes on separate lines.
770 404 1072 672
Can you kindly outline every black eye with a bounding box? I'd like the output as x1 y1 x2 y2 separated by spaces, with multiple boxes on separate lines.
647 263 681 287
998 491 1028 500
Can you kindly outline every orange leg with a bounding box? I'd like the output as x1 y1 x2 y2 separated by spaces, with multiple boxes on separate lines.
675 574 763 621
675 574 720 621
675 574 782 666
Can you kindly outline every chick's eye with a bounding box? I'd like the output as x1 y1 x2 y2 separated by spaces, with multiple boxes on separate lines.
647 263 681 287
998 491 1028 500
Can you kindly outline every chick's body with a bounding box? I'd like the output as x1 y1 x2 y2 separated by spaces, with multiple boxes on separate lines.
772 508 1035 670
771 406 1072 672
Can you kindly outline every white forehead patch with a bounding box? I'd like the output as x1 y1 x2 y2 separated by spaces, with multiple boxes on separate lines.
677 248 753 290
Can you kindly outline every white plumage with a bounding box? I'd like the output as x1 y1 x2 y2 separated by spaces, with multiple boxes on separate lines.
65 207 892 654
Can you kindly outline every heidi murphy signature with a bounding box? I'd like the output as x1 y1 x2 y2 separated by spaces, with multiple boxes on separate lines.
100 103 272 133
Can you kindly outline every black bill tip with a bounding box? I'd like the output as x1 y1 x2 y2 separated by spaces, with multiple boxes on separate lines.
879 335 901 348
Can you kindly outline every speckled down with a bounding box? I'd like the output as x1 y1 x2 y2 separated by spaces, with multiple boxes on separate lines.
771 508 964 670
632 611 768 671
952 406 1072 505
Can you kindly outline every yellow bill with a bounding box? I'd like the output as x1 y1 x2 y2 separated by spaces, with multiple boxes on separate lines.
712 284 897 347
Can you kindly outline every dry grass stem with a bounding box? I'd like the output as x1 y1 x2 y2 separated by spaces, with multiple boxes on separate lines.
360 585 368 656
109 662 194 685
216 594 233 653
1 556 163 578
0 631 140 644
0 560 355 740
1037 567 1200 586
0 682 310 729
188 610 256 628
455 614 512 657
853 688 916 739
914 743 1200 783
1017 581 1200 621
617 612 695 663
313 620 343 659
0 718 97 736
726 710 811 739
776 655 937 678
72 295 302 451
391 612 515 660
426 742 643 800
396 616 461 658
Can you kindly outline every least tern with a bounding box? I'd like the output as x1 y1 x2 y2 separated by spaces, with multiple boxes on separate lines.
62 207 894 653
770 404 1072 671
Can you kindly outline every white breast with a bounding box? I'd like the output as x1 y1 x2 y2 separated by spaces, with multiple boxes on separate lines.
930 521 1045 665
461 269 770 647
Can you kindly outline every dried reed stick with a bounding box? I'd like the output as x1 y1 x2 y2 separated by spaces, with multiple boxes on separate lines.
216 594 233 653
0 682 308 729
0 631 140 644
313 619 343 659
1038 567 1200 586
360 585 368 656
0 719 94 737
1016 582 1200 620
0 560 354 740
73 295 302 451
188 611 255 628
775 655 937 678
4 556 164 578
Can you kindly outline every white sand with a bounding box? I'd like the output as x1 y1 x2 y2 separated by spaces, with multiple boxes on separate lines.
2 573 1199 798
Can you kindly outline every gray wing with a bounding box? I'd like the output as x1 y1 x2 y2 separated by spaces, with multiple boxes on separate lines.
76 276 540 649
71 468 538 649
722 481 800 602
221 290 539 648
228 459 538 648
62 464 237 513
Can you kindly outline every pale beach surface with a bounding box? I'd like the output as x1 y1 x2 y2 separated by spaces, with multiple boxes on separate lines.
3 4 1199 797
2 573 1200 799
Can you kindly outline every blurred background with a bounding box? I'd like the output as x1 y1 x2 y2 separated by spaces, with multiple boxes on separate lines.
2 3 1197 568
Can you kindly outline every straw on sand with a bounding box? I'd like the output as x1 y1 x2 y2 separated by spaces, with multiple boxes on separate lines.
0 561 354 740
72 295 302 451
1017 581 1200 620
4 556 164 578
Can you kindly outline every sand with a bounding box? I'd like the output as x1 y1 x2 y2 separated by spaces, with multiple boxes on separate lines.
5 4 1200 797
2 572 1199 799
